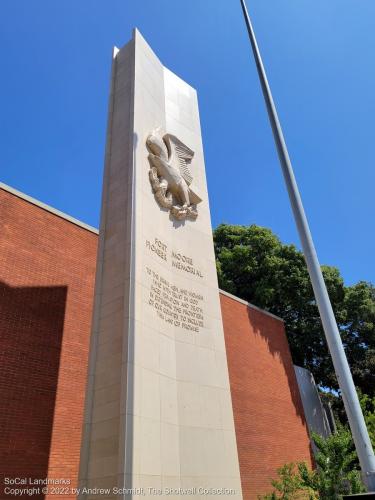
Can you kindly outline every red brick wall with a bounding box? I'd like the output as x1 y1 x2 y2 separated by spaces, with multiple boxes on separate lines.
0 189 97 499
220 292 313 499
0 187 313 500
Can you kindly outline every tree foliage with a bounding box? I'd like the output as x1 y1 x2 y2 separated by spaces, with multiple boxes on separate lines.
258 463 317 500
301 429 365 498
259 429 364 499
359 390 375 446
320 390 375 443
214 224 375 396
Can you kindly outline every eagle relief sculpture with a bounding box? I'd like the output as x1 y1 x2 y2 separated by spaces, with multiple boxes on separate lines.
146 130 202 220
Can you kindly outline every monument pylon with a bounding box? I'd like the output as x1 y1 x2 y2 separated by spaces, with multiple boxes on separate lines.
78 29 243 499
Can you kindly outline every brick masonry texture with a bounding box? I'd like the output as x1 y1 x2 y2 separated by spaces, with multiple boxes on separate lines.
0 189 97 499
220 293 314 499
0 188 313 499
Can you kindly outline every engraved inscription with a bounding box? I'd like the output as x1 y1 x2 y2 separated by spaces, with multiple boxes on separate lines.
145 238 203 278
145 238 167 261
146 267 204 333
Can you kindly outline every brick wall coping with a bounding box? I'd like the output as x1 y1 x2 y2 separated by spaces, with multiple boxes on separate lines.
0 182 99 234
219 289 284 322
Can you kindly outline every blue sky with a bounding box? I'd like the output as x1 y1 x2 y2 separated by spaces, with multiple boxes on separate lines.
1 0 374 285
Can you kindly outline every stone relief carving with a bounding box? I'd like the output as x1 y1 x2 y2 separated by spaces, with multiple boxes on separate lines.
146 130 202 220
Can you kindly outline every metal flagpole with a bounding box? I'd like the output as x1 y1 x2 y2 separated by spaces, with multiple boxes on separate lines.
239 0 375 491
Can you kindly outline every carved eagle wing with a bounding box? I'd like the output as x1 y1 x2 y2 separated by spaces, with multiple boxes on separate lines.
164 134 194 185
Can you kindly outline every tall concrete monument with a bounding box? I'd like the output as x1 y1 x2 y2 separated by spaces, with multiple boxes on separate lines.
78 30 243 499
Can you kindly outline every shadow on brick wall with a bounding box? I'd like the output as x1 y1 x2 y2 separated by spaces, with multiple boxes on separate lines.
246 306 316 469
0 280 67 499
246 306 307 423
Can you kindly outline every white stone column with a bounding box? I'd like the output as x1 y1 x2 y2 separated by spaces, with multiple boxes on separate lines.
78 29 243 500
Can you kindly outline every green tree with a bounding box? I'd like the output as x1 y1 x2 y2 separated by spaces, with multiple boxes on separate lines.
259 429 364 499
342 283 375 396
214 224 375 396
300 428 365 498
358 390 375 446
320 388 375 442
258 463 317 499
